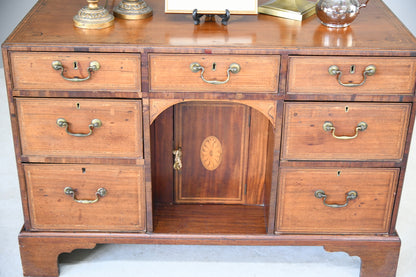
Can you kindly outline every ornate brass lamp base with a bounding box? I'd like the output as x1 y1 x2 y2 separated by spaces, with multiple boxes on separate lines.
74 0 114 29
259 0 316 21
113 0 153 20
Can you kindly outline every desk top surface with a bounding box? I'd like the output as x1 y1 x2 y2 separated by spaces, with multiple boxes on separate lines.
3 0 416 54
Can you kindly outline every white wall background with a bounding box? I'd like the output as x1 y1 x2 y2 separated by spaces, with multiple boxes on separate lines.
383 0 416 36
0 0 38 67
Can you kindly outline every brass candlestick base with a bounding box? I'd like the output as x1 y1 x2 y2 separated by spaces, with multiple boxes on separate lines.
259 0 316 21
113 0 153 20
74 0 114 29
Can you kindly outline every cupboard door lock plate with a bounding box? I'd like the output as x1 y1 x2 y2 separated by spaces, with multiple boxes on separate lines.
173 147 183 171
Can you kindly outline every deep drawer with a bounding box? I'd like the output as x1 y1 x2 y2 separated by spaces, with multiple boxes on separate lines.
24 164 146 232
276 168 399 234
287 56 416 95
281 102 411 161
149 54 280 93
16 98 143 162
10 52 141 91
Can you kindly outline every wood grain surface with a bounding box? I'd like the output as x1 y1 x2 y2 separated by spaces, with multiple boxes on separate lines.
149 54 279 93
276 167 399 234
288 56 416 95
10 52 141 91
24 164 146 231
282 102 411 161
2 0 415 276
16 98 143 162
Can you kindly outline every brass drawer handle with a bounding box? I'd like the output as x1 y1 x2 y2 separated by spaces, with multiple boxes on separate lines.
323 121 367 140
64 187 107 204
173 147 182 170
52 60 100 82
56 118 102 137
190 62 241 85
314 189 358 208
328 65 376 87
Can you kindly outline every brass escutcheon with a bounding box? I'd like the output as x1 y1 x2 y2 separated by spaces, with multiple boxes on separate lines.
190 62 241 85
52 60 100 82
328 64 376 87
173 148 183 171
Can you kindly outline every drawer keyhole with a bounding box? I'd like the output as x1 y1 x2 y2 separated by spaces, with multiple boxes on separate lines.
82 168 86 174
337 170 341 176
212 62 216 71
76 103 81 109
345 106 349 112
73 61 79 70
350 65 356 74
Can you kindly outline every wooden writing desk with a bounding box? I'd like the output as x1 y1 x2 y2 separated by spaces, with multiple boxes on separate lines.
2 0 416 275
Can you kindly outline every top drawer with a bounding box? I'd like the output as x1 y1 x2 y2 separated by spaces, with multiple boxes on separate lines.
10 52 141 92
288 56 416 95
149 54 280 93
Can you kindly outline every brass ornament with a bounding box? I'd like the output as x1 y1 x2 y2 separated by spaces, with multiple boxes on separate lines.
200 136 223 171
113 0 153 20
73 0 114 29
173 148 183 171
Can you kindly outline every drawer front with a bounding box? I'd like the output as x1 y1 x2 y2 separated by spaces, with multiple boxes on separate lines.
276 168 399 234
288 56 416 95
17 98 143 161
24 164 146 231
10 52 141 91
149 54 280 93
282 102 411 161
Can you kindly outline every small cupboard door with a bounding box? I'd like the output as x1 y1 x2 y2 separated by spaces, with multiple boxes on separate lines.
173 102 250 204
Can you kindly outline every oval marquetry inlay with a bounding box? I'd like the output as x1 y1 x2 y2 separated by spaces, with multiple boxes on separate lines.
200 136 223 171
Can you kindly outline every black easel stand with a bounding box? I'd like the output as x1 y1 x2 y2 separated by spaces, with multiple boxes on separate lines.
192 9 231 25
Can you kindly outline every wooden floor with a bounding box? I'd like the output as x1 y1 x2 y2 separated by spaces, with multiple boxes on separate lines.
153 204 267 234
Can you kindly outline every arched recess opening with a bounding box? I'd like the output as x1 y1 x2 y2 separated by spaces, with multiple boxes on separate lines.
150 100 276 235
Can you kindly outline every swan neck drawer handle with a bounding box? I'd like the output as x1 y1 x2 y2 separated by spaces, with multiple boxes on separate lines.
56 118 102 137
52 60 100 82
64 187 107 204
190 62 241 85
314 190 358 208
323 121 367 140
328 65 376 87
173 147 183 171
